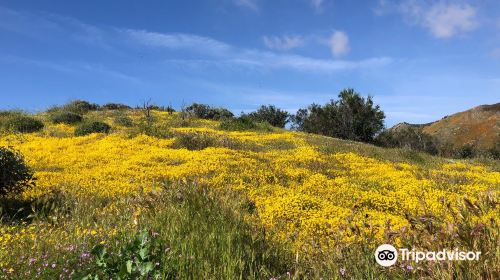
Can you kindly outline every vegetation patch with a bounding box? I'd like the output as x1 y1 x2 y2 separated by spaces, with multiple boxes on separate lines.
75 121 111 136
50 111 83 125
2 115 44 133
0 147 35 196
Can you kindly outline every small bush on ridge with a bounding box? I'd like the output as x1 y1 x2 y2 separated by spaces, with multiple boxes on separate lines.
219 116 257 131
63 100 100 114
51 111 83 124
246 105 290 128
103 103 131 110
75 121 111 136
185 103 233 120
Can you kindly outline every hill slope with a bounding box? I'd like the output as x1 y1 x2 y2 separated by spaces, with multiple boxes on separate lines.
0 107 499 279
422 103 499 149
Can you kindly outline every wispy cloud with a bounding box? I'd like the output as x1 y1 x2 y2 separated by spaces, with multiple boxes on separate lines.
329 31 349 57
234 0 258 12
126 29 390 73
0 6 391 75
262 35 304 51
490 48 500 59
124 29 232 56
376 0 479 38
310 0 325 12
0 55 140 83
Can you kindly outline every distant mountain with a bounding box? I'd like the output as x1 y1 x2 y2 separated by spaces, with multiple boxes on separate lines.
391 103 499 150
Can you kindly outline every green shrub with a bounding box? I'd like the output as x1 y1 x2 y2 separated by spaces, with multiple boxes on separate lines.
75 121 111 136
0 147 35 196
454 144 476 159
3 115 44 133
114 115 134 127
292 88 385 142
102 103 131 110
219 116 257 131
246 105 290 128
185 103 233 120
63 100 100 114
51 111 83 124
173 132 237 150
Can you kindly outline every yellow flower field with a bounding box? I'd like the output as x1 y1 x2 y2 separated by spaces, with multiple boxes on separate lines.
1 111 498 256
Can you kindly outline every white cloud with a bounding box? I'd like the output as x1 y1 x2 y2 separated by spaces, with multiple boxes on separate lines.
376 1 479 38
234 0 258 11
0 7 391 74
423 3 478 38
329 31 349 57
490 48 500 59
124 29 232 56
263 35 304 51
310 0 324 12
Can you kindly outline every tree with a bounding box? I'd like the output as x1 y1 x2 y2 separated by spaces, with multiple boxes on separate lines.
292 88 385 142
246 105 290 128
185 103 234 120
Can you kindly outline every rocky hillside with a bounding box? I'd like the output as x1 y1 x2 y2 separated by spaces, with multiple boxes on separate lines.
422 103 499 149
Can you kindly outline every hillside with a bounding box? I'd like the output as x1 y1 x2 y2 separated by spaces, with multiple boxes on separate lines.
0 106 499 279
421 103 498 149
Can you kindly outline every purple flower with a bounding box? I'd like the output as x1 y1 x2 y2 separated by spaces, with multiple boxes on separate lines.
406 265 413 271
80 252 90 258
340 267 346 276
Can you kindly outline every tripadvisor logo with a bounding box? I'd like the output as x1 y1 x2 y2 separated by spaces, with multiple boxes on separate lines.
375 244 398 267
374 244 481 267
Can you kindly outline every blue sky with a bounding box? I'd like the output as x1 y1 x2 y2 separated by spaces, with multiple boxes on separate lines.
0 0 499 126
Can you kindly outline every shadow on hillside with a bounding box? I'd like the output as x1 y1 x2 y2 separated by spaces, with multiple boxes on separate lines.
0 191 69 224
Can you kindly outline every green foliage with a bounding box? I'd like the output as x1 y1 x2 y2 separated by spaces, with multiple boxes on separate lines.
113 115 134 127
219 116 257 131
375 125 438 155
2 115 44 133
77 231 162 280
0 147 35 196
292 88 385 143
75 121 111 136
454 144 476 159
173 131 238 150
63 100 100 114
50 111 83 124
246 105 290 128
102 103 131 110
185 103 233 120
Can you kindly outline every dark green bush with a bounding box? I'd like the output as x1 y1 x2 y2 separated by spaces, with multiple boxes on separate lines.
51 111 83 124
185 103 233 120
0 147 35 196
246 105 290 128
103 103 131 110
75 121 111 136
63 100 100 114
3 115 44 133
219 116 257 131
375 125 438 155
454 144 476 159
292 88 385 142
